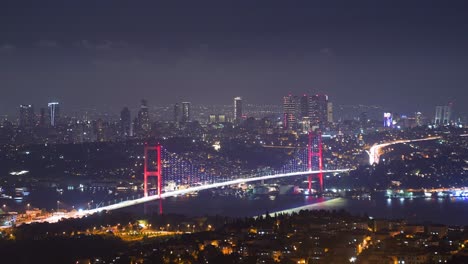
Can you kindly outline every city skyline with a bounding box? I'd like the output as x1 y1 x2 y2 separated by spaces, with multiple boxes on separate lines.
1 2 468 263
2 97 464 126
1 1 467 116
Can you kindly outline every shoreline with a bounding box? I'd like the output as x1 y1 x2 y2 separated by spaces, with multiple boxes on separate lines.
262 197 346 217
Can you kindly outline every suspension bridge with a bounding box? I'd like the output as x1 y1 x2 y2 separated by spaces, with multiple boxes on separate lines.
43 132 350 222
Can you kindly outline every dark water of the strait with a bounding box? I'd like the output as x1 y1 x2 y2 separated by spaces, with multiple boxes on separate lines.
3 188 468 226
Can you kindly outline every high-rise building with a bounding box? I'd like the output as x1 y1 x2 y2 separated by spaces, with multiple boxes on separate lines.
234 97 243 122
48 102 60 127
283 93 332 130
173 103 180 123
299 94 309 119
434 106 443 125
19 104 35 128
310 94 329 126
327 102 333 123
434 104 452 125
120 107 131 137
442 104 452 125
384 113 393 127
283 95 298 130
415 112 423 126
137 100 150 134
181 102 191 123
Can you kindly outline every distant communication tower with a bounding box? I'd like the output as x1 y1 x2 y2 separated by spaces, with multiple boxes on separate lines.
144 143 162 198
308 131 323 193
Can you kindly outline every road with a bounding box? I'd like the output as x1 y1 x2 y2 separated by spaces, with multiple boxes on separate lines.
366 136 441 165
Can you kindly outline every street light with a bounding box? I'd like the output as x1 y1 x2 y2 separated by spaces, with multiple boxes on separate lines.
57 200 60 212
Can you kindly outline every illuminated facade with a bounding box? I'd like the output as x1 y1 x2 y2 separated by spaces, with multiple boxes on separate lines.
181 102 191 123
234 97 242 122
134 100 150 137
310 94 329 126
19 104 35 128
384 112 393 127
434 104 452 125
47 102 59 127
209 114 216 124
208 114 227 124
327 102 333 123
283 93 332 130
218 115 226 123
283 94 298 130
415 112 423 126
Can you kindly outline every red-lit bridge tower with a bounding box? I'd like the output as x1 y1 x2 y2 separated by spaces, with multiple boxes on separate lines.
308 131 323 193
144 143 162 198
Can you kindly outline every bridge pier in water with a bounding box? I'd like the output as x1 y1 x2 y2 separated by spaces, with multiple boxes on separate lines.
143 198 163 215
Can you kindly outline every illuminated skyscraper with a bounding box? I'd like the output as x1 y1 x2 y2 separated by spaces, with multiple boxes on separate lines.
434 104 452 125
384 113 393 127
283 95 298 130
327 102 333 123
310 94 329 126
181 102 191 123
135 100 150 137
47 102 60 127
283 93 332 130
434 106 442 125
120 107 131 137
415 112 423 126
299 94 309 119
442 104 452 125
234 97 243 122
19 104 35 128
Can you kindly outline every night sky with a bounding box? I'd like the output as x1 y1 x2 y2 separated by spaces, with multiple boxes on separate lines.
1 0 467 116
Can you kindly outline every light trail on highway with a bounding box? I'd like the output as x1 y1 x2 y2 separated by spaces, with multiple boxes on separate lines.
366 136 442 165
40 169 350 223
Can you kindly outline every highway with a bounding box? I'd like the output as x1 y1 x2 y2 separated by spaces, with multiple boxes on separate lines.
366 136 442 165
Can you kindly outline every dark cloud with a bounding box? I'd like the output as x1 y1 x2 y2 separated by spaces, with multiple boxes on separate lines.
36 40 59 48
319 48 334 56
0 43 15 52
76 40 129 50
0 0 467 117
